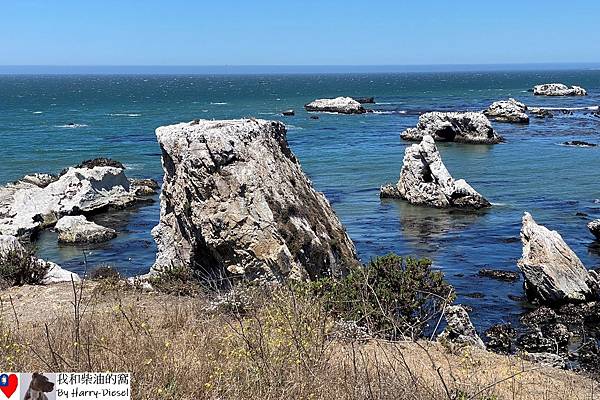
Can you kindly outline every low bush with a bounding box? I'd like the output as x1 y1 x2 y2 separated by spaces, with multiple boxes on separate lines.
0 246 48 289
308 253 455 340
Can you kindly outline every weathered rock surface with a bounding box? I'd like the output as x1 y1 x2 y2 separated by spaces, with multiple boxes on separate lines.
438 305 485 349
0 159 156 238
484 323 516 353
518 212 598 304
380 135 490 209
401 112 503 144
588 219 600 239
0 234 80 284
483 98 529 123
533 83 587 96
152 119 358 282
304 97 366 114
55 215 117 244
530 108 554 118
520 352 567 368
353 96 375 104
282 109 295 116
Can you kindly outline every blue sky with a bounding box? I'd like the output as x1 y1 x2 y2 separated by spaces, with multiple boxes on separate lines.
1 0 600 66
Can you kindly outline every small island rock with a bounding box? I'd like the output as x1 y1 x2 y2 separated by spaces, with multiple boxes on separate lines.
483 98 529 123
533 83 587 96
304 97 366 114
401 112 503 144
55 215 117 244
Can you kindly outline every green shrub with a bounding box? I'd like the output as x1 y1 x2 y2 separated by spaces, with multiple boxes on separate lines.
149 264 204 296
89 264 121 281
309 253 455 340
0 247 48 288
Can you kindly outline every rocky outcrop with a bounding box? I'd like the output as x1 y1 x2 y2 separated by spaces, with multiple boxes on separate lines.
380 135 490 209
589 219 600 239
55 215 117 244
530 108 554 118
478 268 520 282
518 212 598 304
483 98 529 123
353 97 375 104
0 234 79 285
0 159 157 238
533 83 587 96
282 110 295 116
438 305 485 349
304 97 366 114
563 141 596 147
401 112 502 144
152 119 358 282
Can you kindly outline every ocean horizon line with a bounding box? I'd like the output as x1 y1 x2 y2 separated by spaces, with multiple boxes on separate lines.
1 62 600 75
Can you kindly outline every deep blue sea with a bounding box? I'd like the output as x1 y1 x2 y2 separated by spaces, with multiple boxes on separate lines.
1 71 599 331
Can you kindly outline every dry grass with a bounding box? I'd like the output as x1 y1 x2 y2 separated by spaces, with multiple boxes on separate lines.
0 281 599 400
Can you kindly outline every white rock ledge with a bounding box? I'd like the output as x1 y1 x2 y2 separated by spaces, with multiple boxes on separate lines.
304 97 366 114
533 83 587 96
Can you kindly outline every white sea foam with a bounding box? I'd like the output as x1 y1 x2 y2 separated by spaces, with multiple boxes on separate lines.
372 110 406 115
55 123 88 128
108 113 142 117
32 111 43 114
210 102 228 105
285 124 304 131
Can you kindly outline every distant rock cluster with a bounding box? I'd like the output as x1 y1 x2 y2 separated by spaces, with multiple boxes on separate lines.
533 83 587 96
401 112 503 144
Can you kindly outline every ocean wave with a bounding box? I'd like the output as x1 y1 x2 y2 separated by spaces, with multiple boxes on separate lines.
108 113 142 117
55 123 88 128
32 111 43 114
376 102 404 105
371 110 407 115
210 102 228 105
285 124 304 131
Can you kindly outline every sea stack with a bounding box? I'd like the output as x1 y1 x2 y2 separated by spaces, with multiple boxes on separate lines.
532 83 587 96
518 212 599 304
484 98 529 123
304 97 366 114
152 119 359 282
380 135 490 209
401 112 503 144
589 219 600 239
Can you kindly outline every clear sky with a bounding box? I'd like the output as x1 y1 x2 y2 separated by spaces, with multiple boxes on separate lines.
2 0 600 66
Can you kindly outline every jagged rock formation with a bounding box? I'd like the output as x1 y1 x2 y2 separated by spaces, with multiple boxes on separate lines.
530 108 554 118
0 159 157 238
380 135 490 209
152 119 358 282
353 97 375 104
304 97 366 114
438 305 485 349
518 212 599 304
563 141 596 147
55 215 117 244
533 83 587 96
589 219 600 239
0 234 79 284
483 98 529 123
401 112 503 144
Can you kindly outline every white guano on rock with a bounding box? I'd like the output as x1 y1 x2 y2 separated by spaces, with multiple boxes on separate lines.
401 112 503 144
483 98 529 123
380 135 490 209
532 83 587 96
304 97 366 114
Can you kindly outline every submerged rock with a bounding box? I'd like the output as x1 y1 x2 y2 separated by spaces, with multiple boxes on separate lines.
353 96 375 104
533 83 587 96
483 98 529 123
152 119 358 282
304 97 366 114
438 305 485 349
380 135 490 209
588 219 600 239
0 159 155 238
478 268 519 282
530 108 554 118
55 215 117 244
518 212 598 304
0 234 79 284
282 109 295 116
563 140 597 148
401 112 502 144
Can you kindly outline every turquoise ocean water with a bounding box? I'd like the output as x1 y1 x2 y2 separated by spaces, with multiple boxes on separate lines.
1 70 599 330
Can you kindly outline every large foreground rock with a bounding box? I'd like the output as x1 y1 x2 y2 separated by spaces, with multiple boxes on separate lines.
380 135 490 209
518 212 598 304
533 83 587 96
304 97 366 114
0 160 156 238
438 305 485 349
401 112 503 144
55 215 117 244
152 119 358 281
589 219 600 239
483 98 529 123
0 235 79 284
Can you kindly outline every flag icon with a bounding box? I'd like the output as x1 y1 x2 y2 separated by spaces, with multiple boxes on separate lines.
0 373 19 399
